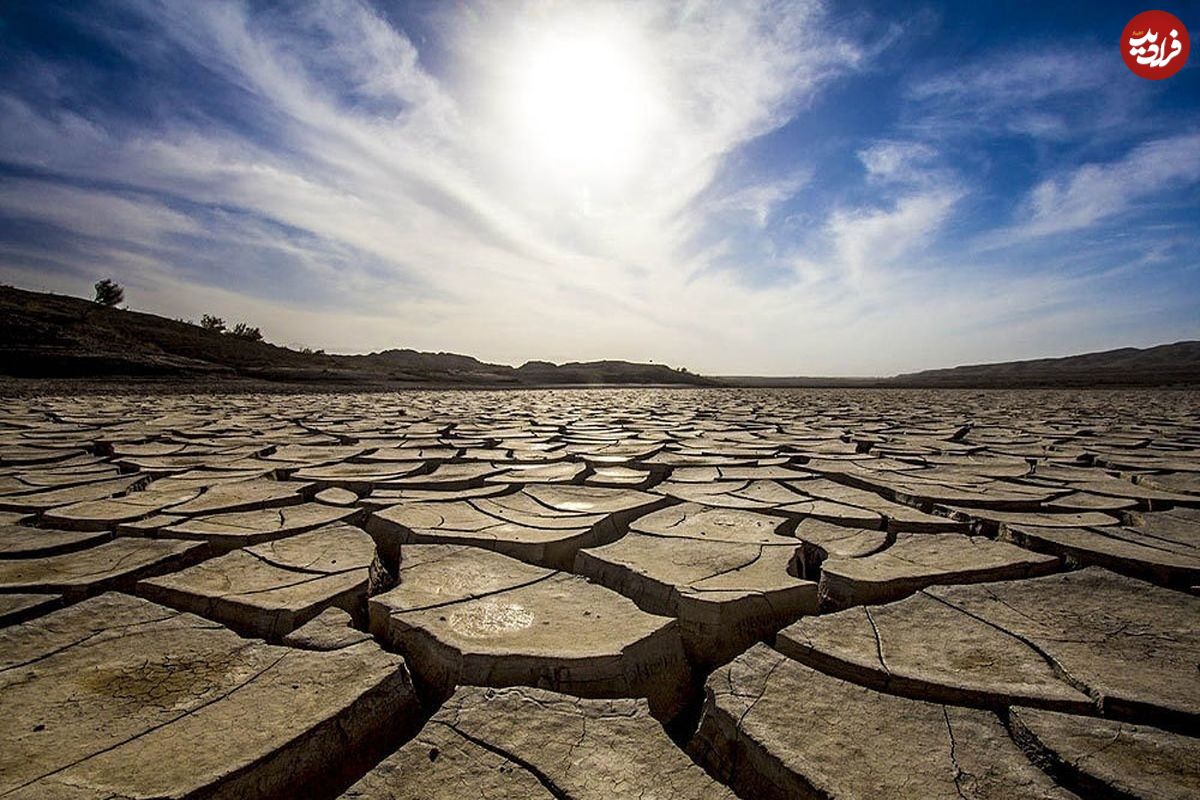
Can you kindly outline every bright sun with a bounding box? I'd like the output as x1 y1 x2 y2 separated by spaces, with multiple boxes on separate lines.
506 28 653 183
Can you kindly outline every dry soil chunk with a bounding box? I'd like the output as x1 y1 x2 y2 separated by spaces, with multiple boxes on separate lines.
1045 491 1139 512
0 592 61 625
586 465 653 487
0 536 205 600
486 460 586 483
523 483 667 518
776 497 885 528
777 596 1094 712
1002 512 1200 588
139 522 378 639
576 505 816 665
1068 478 1200 507
368 485 663 569
789 477 966 532
779 567 1200 727
41 488 199 531
369 499 604 570
266 443 366 466
0 474 148 513
0 593 418 800
315 486 359 506
342 711 554 799
0 523 110 558
343 686 736 800
631 501 791 541
953 508 1118 533
817 532 1059 610
378 462 502 490
369 544 691 719
291 462 423 491
165 477 313 515
0 445 87 466
359 483 509 508
792 517 889 578
162 501 360 551
282 606 374 651
654 479 781 510
1010 706 1200 800
688 643 1076 800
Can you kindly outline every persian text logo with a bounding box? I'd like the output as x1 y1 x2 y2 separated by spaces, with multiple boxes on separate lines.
1122 10 1189 80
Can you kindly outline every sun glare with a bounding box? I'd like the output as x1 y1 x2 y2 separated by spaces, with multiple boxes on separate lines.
506 28 653 183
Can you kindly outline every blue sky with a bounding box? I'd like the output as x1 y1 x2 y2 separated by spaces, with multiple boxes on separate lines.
0 0 1197 375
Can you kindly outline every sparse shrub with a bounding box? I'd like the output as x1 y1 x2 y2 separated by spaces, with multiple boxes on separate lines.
200 314 226 333
229 322 263 342
93 278 124 307
300 346 325 355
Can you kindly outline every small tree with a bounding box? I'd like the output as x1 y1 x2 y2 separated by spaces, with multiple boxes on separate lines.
200 314 226 333
93 278 124 307
229 322 263 342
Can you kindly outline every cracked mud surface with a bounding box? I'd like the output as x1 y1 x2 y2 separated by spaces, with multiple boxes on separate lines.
0 387 1197 798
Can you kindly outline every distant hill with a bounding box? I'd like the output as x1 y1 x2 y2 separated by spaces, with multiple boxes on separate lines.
721 341 1200 388
890 341 1200 388
516 360 701 385
0 286 712 386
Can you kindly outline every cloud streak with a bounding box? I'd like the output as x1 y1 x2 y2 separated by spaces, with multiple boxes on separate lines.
1021 133 1200 237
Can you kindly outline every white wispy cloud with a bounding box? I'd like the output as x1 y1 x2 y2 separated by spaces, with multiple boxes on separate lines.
707 170 813 229
858 140 939 184
905 45 1138 142
827 187 963 284
1020 133 1200 237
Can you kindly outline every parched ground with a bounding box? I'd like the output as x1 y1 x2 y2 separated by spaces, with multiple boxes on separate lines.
0 387 1197 799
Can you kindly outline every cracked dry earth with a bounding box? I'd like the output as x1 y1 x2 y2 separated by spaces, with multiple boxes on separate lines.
0 388 1197 800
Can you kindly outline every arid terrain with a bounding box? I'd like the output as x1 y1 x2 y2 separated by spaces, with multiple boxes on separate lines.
1 387 1197 799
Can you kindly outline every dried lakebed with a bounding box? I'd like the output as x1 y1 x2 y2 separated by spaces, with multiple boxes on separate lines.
0 387 1197 799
